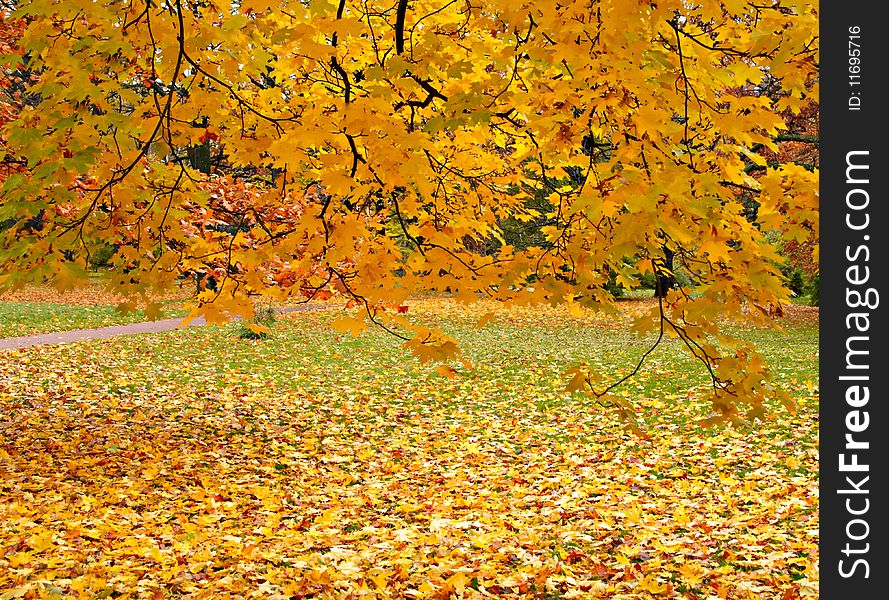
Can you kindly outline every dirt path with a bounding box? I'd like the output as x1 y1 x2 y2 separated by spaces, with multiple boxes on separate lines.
0 306 319 351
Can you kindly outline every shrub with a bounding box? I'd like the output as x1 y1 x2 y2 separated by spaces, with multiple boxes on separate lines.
235 303 277 340
89 244 118 269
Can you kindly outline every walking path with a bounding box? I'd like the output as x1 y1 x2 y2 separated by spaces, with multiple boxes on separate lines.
0 306 319 351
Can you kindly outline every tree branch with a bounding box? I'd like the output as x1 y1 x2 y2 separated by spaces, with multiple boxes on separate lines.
395 0 408 55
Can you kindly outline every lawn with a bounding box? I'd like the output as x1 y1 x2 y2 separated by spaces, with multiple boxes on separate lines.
0 299 818 599
0 280 189 338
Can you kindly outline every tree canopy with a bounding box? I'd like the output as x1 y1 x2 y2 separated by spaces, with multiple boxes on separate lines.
0 0 818 424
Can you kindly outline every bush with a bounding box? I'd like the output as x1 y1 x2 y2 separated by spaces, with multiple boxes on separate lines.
639 271 658 290
235 303 277 340
89 244 118 269
603 272 624 298
786 267 805 297
780 264 818 306
804 273 819 306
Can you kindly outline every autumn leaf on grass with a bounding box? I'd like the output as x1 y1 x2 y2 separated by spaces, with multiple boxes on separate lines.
245 321 270 336
637 574 670 595
314 508 338 527
678 563 706 587
6 552 34 568
251 485 272 500
302 436 319 453
443 572 470 596
672 507 691 525
0 293 819 597
476 311 495 327
370 571 390 590
356 447 375 461
25 530 55 553
0 586 31 600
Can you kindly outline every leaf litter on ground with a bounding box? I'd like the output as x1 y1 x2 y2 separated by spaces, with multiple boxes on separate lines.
0 299 818 599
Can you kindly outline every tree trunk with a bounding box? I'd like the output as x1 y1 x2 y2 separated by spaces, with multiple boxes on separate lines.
654 246 675 298
187 142 212 174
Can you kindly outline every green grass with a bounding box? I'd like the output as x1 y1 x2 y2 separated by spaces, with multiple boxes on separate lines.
619 288 656 299
0 301 187 338
12 300 817 431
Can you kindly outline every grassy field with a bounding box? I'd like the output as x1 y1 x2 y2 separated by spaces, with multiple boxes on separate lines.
0 299 818 599
0 282 188 338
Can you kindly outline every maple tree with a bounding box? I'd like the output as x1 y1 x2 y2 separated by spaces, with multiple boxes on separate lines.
0 0 818 422
0 7 27 183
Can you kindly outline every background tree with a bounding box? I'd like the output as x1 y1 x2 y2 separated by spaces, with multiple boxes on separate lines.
0 0 818 425
0 5 28 186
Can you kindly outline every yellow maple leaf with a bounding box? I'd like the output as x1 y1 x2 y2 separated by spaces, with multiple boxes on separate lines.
314 508 338 527
634 105 664 139
331 315 366 337
678 563 706 586
638 574 669 594
25 531 55 553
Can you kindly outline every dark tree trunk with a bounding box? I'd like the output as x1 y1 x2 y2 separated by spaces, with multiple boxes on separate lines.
187 142 212 174
654 246 675 298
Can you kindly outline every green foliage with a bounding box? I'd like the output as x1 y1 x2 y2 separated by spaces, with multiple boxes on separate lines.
88 244 117 269
779 263 818 306
235 303 277 340
638 271 658 291
803 273 819 306
603 271 625 299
